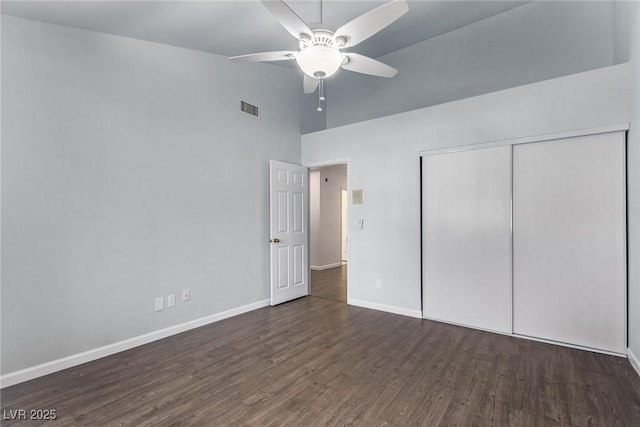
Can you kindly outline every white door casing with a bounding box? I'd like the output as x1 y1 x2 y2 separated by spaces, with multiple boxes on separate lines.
270 160 309 305
341 188 348 262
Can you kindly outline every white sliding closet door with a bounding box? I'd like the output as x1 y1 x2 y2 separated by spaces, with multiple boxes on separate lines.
513 132 626 354
422 146 512 333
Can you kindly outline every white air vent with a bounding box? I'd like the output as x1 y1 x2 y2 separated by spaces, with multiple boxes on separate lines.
240 101 259 117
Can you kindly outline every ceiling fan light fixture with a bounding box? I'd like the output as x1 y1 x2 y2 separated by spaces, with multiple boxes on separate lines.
230 0 409 104
296 46 343 79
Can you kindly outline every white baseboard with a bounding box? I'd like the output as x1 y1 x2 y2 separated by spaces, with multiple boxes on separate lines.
0 299 270 389
348 298 422 319
629 348 640 378
310 262 343 271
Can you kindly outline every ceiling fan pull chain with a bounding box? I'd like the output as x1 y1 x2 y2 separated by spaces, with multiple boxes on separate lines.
317 79 325 112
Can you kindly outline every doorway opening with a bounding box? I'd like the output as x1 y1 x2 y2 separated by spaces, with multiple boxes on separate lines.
309 164 348 303
341 188 348 264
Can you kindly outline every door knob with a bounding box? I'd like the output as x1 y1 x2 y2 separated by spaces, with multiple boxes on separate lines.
270 238 281 243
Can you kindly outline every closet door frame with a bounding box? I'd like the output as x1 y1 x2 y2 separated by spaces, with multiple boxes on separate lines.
419 123 629 356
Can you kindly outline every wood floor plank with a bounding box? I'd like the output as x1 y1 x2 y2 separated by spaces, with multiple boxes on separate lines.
310 265 347 303
2 280 640 426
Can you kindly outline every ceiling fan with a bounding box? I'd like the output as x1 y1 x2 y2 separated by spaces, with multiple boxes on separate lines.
230 0 409 99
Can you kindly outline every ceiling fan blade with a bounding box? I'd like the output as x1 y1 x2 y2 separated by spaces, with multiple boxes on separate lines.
303 75 320 94
341 53 397 78
230 51 296 63
334 0 409 48
261 0 313 40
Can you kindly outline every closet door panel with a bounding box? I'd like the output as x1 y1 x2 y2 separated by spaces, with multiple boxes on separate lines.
513 132 626 353
422 146 512 333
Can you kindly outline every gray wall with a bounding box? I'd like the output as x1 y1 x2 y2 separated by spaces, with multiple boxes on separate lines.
325 1 618 129
300 88 327 134
1 15 301 374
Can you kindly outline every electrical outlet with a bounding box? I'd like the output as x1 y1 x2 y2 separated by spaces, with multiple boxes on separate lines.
167 294 176 308
376 279 382 289
182 289 190 302
155 297 164 312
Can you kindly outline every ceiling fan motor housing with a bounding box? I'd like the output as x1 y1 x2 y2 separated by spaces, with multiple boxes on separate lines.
296 30 345 79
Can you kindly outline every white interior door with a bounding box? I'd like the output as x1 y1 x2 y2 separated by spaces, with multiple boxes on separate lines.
270 160 309 305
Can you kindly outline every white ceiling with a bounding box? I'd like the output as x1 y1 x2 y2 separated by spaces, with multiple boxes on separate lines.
1 1 528 59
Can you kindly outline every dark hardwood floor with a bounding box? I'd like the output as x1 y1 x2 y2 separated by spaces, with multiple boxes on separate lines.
2 296 640 426
310 264 347 303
